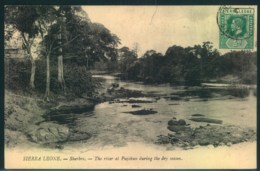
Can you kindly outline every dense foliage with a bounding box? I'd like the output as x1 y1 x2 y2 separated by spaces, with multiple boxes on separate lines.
117 42 256 85
5 5 120 99
5 59 94 96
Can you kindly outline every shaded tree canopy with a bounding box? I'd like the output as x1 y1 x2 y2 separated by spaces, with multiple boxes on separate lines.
5 5 121 98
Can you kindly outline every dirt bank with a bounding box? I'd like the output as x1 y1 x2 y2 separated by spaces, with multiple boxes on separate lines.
4 90 95 148
4 85 148 148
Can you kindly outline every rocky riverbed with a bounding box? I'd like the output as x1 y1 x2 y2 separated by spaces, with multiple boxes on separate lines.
4 78 257 150
156 118 256 149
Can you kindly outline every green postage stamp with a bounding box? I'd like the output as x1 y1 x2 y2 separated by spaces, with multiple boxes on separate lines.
218 7 254 49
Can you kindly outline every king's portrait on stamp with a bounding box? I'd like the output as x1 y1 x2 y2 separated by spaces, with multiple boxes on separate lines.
228 17 246 38
218 7 254 49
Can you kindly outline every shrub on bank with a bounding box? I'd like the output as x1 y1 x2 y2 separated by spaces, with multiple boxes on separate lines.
64 64 94 97
5 59 31 91
225 87 250 98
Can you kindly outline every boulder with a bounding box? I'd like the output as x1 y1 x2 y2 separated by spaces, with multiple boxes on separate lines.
198 139 210 146
167 125 191 133
107 87 115 93
168 119 186 126
111 83 119 88
69 130 91 141
168 120 179 126
29 122 69 144
156 135 171 144
178 119 186 125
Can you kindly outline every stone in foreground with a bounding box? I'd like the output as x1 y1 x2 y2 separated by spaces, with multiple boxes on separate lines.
29 122 70 144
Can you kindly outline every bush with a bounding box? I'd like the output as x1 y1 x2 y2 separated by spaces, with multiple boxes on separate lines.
35 59 61 95
37 61 95 97
35 59 46 93
64 64 94 97
225 88 250 98
5 59 31 91
5 58 95 98
241 70 257 84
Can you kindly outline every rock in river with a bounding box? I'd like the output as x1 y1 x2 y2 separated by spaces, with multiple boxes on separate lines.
168 119 186 126
47 103 95 115
167 125 191 132
125 109 157 115
177 119 186 125
191 114 205 117
189 117 223 124
132 104 141 108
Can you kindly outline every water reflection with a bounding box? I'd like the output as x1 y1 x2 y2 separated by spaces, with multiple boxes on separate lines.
43 111 94 128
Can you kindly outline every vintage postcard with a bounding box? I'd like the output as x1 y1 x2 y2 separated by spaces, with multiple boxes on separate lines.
4 5 257 169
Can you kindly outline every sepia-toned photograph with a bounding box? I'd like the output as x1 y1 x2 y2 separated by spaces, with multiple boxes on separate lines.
4 5 257 169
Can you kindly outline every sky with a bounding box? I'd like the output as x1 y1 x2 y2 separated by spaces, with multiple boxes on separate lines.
83 6 257 56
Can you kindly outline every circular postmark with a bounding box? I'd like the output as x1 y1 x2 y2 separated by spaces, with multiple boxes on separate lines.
217 6 254 40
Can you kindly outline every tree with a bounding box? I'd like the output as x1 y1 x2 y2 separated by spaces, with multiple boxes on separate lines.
182 47 201 85
220 51 257 84
30 6 60 101
197 42 220 80
138 50 164 83
118 46 137 74
5 6 41 89
39 22 57 101
41 6 91 93
164 46 186 83
87 23 120 65
56 6 72 92
60 9 120 69
132 42 140 57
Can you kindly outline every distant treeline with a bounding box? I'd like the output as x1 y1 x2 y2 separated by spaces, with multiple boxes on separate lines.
114 42 256 85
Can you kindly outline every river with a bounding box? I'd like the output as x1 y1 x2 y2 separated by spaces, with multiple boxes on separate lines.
47 74 256 148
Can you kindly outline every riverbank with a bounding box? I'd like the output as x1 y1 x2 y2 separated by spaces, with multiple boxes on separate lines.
4 89 96 148
4 81 155 148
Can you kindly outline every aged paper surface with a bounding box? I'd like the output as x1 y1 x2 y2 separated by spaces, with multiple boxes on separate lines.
4 5 257 169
